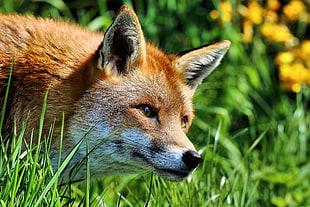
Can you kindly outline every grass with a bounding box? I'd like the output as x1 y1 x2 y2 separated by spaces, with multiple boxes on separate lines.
0 0 310 206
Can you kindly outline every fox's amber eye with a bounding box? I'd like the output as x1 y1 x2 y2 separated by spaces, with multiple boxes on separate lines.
181 116 188 129
137 104 157 118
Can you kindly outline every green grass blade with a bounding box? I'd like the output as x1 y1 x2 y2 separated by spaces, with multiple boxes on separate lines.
66 129 113 182
0 57 13 133
245 130 267 155
22 90 48 206
85 138 90 207
33 0 73 18
8 122 26 207
49 114 64 207
34 131 86 207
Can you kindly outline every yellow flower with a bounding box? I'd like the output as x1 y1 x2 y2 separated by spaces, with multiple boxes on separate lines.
273 26 293 42
210 10 220 20
261 23 293 42
244 1 264 24
281 82 301 92
242 20 254 42
219 1 233 22
291 83 302 93
305 60 310 69
291 62 310 83
264 10 279 23
275 52 295 65
209 1 232 22
238 4 247 17
294 41 310 62
283 0 306 21
279 61 310 92
300 40 310 55
279 64 291 81
268 0 281 11
260 22 274 38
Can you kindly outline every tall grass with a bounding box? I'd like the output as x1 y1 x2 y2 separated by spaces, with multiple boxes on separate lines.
0 0 309 206
0 64 84 206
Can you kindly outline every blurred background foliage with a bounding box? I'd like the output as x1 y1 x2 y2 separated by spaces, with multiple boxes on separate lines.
0 0 309 206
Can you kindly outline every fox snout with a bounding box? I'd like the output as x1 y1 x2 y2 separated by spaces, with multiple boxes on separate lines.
148 147 202 181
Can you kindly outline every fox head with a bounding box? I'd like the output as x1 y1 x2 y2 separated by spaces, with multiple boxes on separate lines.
64 6 230 182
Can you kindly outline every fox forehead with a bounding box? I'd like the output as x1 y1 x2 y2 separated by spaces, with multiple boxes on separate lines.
99 42 194 117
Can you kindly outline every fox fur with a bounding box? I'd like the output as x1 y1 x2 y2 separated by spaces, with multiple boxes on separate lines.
0 6 230 182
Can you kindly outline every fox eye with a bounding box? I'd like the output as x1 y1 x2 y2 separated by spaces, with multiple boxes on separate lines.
181 116 188 129
137 104 157 118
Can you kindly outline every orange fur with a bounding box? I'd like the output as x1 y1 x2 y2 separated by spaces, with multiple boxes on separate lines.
0 14 103 141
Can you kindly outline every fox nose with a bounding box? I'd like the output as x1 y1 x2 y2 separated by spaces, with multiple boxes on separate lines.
182 150 201 169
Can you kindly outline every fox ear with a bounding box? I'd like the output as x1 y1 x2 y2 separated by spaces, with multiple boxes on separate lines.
96 6 146 76
175 40 230 90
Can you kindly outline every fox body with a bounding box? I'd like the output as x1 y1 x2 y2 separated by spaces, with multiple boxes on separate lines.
0 6 230 181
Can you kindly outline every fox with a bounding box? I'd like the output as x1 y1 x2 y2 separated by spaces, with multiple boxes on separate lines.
0 6 230 182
